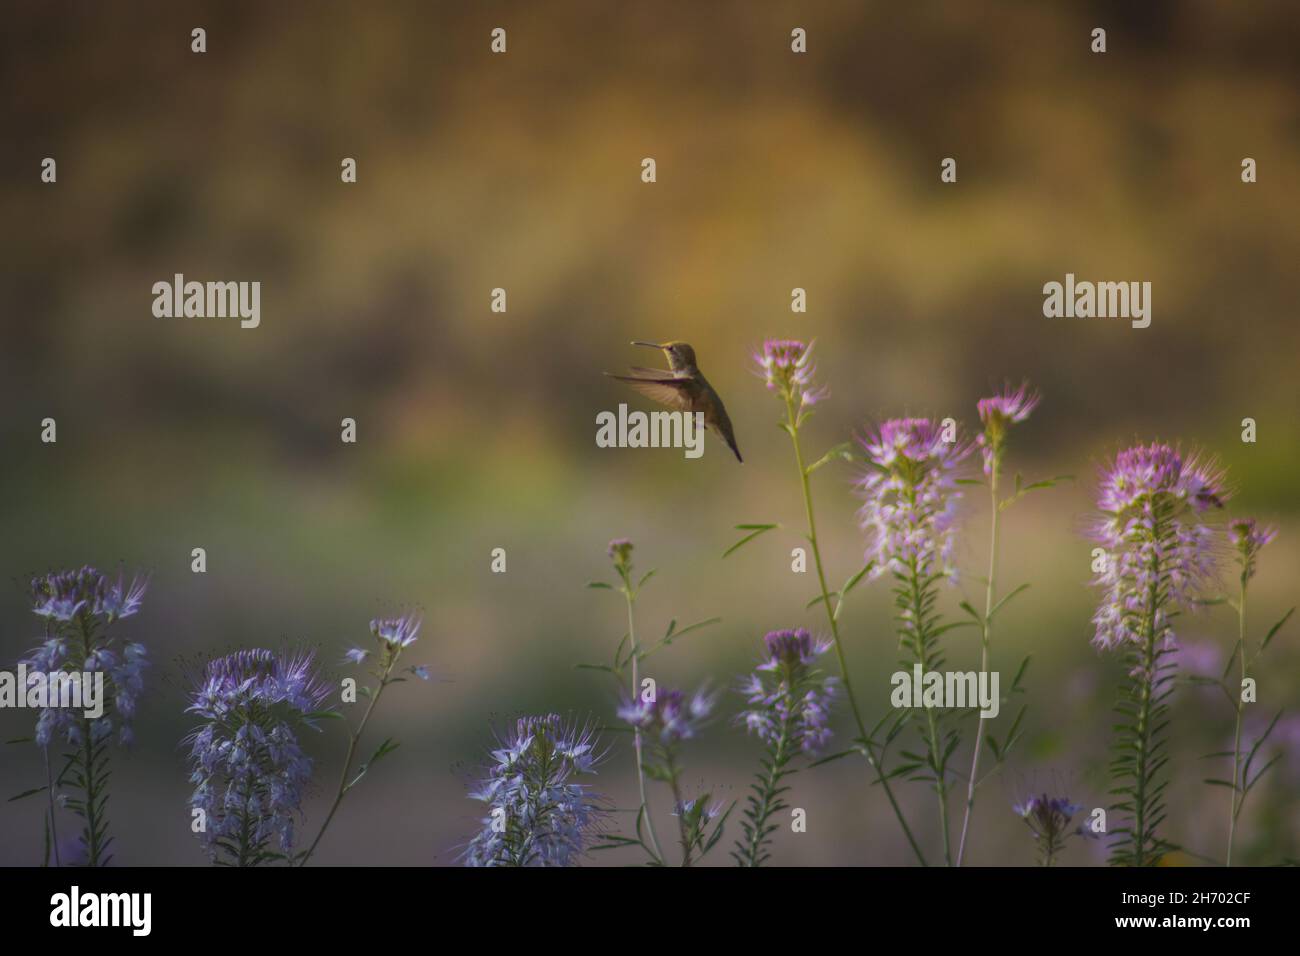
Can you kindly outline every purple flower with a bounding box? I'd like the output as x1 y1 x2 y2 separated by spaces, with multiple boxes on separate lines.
32 567 107 622
21 567 149 748
673 797 725 826
856 417 971 581
1013 793 1094 865
370 614 421 649
342 647 369 665
740 629 837 755
619 685 716 744
607 538 634 565
410 665 431 681
184 649 329 863
753 339 827 407
976 382 1039 475
463 714 607 867
1089 444 1226 652
1228 518 1277 581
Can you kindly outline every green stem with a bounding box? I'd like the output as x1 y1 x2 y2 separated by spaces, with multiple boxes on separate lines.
1131 557 1162 867
739 693 796 867
623 580 664 864
297 655 395 866
783 394 927 866
76 615 105 867
956 462 999 866
1226 572 1247 866
665 748 692 867
908 558 952 865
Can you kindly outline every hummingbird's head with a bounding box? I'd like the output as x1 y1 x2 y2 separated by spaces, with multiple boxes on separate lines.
633 340 697 371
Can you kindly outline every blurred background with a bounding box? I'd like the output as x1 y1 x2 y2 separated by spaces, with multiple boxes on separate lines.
2 0 1298 866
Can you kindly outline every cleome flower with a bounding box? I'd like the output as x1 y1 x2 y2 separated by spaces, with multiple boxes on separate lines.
1088 443 1227 652
463 714 607 867
738 628 837 756
857 417 971 581
184 648 329 863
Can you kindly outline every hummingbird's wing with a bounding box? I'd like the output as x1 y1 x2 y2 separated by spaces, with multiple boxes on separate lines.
604 373 693 412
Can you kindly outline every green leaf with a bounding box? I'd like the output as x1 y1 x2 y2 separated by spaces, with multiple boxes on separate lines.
369 738 401 765
808 748 858 768
304 710 344 721
723 523 779 558
7 786 48 803
1261 607 1295 652
987 583 1031 622
641 616 722 659
841 562 874 599
638 569 657 588
805 442 854 475
585 581 613 590
806 591 839 610
574 663 616 674
5 737 34 745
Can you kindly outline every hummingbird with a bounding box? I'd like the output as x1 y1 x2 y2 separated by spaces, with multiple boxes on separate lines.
605 341 743 462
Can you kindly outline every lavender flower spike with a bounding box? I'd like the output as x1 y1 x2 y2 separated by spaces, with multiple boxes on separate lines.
857 417 971 581
185 649 329 865
734 628 839 867
1089 443 1226 652
20 566 150 867
1089 442 1227 866
463 714 607 867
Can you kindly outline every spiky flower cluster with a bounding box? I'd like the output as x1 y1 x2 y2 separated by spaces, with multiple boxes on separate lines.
463 714 606 867
619 685 716 744
754 338 826 407
22 567 150 748
857 417 971 581
185 649 329 864
1228 518 1277 582
1013 793 1091 865
1089 443 1226 651
976 382 1039 476
739 629 837 755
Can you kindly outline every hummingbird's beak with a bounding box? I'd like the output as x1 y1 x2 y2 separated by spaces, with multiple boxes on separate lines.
631 340 666 350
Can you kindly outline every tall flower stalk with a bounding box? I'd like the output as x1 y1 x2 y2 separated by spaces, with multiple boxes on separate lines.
619 686 729 865
1089 443 1225 866
733 628 836 866
859 418 972 865
748 339 926 865
584 540 719 865
1220 519 1288 865
296 613 429 866
185 648 329 866
955 384 1041 866
18 567 149 867
607 540 663 862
